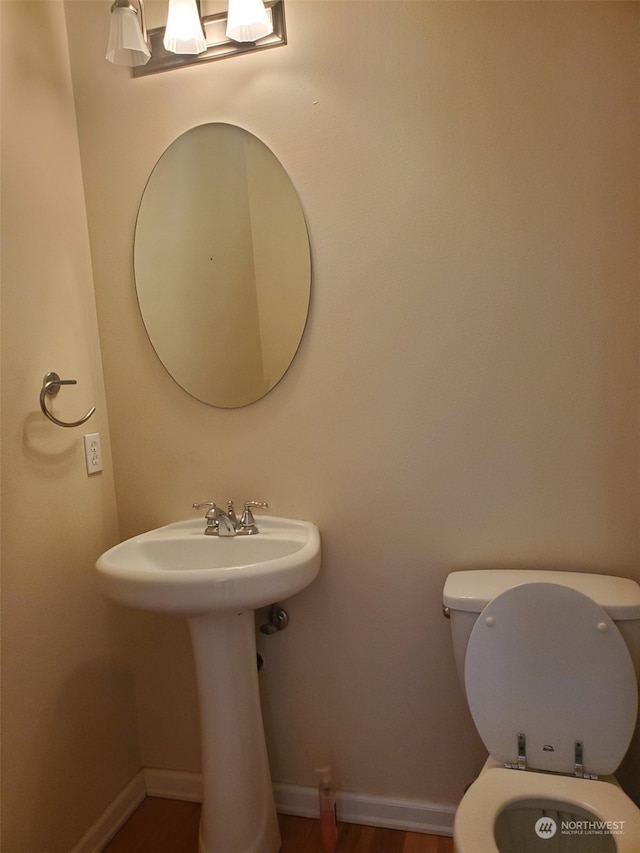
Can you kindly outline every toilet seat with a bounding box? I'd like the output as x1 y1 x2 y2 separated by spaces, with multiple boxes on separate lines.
454 763 640 853
464 583 638 776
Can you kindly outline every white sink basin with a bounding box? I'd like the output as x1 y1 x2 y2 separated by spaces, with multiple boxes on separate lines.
96 515 321 615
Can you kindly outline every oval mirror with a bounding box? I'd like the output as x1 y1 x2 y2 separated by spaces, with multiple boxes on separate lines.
134 124 311 408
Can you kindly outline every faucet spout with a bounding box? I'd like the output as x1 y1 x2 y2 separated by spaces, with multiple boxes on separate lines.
215 512 236 537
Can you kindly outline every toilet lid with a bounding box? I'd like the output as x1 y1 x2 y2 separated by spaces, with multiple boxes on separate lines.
464 583 638 777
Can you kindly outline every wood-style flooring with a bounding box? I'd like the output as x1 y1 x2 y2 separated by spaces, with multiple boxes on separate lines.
102 797 454 853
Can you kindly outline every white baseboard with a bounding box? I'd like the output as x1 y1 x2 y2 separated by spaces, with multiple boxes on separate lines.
274 782 455 836
70 771 146 853
77 768 455 850
144 767 203 802
142 771 455 836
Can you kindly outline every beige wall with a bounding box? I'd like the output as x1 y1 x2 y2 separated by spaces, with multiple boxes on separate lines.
62 0 638 817
0 2 141 850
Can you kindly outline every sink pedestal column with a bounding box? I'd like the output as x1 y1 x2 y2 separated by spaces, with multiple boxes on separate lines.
188 610 281 853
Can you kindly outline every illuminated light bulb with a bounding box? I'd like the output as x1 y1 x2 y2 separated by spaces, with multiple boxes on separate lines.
163 0 206 54
226 0 273 43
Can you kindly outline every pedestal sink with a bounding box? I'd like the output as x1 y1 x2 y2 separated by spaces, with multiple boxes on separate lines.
96 515 321 853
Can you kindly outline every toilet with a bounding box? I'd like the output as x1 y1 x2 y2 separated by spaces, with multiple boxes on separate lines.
442 569 640 853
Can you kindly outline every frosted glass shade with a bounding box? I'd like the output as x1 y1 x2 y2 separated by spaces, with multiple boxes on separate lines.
106 5 151 66
163 0 207 54
226 0 273 43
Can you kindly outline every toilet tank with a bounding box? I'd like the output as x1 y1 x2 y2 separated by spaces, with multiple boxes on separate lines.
443 569 640 688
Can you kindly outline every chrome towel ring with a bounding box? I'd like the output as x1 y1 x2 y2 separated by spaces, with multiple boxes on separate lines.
39 372 96 428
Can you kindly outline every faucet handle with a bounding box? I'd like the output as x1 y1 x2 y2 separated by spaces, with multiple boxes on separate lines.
239 501 269 535
193 501 217 512
193 502 227 525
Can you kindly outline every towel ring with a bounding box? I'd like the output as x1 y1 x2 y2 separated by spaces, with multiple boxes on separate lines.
39 372 96 428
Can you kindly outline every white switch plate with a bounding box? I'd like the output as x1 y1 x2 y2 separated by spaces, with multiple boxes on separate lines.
83 432 103 475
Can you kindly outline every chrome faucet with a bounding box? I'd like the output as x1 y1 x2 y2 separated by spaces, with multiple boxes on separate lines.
192 500 269 536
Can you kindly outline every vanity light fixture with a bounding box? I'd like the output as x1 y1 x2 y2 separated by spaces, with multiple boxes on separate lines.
106 0 286 76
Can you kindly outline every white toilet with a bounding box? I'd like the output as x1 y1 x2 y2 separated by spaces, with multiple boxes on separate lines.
443 569 640 853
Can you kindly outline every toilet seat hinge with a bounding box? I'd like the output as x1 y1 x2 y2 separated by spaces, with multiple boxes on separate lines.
505 732 527 771
574 740 598 780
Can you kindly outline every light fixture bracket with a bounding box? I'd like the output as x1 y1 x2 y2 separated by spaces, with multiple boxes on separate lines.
132 0 285 77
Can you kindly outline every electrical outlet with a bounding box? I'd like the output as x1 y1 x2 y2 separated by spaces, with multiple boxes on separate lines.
83 432 103 475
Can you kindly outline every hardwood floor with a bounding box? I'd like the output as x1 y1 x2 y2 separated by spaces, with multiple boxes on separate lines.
102 797 454 853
